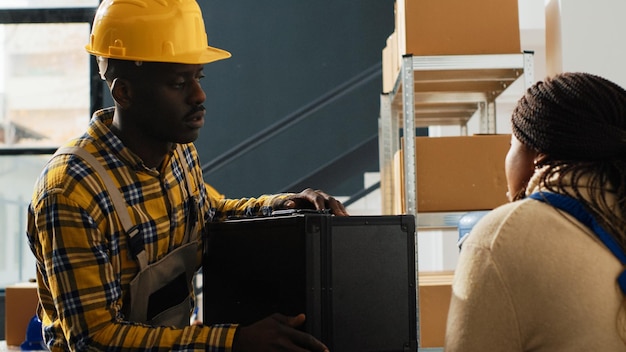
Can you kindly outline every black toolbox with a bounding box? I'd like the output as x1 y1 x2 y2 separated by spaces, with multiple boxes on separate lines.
203 212 417 352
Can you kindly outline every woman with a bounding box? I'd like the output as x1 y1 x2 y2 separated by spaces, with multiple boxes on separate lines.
445 72 626 351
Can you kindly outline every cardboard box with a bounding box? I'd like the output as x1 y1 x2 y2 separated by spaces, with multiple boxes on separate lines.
395 134 510 212
5 282 39 346
396 0 521 56
419 271 454 348
382 31 399 93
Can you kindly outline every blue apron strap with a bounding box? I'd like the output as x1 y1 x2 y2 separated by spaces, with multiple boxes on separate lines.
529 192 626 294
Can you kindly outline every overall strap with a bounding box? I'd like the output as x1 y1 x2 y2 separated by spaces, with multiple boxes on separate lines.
54 146 148 269
529 192 626 294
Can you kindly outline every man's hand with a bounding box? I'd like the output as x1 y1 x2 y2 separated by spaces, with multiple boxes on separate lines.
232 313 329 352
282 188 348 216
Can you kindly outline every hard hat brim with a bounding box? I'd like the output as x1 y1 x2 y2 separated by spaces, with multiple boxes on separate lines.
86 45 232 65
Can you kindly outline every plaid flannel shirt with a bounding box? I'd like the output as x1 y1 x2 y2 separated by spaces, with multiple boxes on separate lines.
26 108 291 351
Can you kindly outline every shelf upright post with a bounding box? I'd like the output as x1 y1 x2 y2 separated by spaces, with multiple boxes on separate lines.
478 101 488 133
378 93 395 215
401 55 417 217
523 50 535 88
401 54 420 348
486 98 496 133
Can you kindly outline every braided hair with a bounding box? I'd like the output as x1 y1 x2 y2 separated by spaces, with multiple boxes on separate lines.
511 72 626 251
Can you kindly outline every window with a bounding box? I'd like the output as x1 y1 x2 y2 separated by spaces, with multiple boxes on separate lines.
1 23 91 148
0 1 98 9
0 4 100 288
0 154 50 285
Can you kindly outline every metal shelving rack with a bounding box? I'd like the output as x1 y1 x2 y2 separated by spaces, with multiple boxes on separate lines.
379 51 535 218
378 52 534 349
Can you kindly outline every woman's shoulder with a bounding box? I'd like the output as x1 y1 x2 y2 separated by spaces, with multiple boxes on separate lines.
465 198 569 249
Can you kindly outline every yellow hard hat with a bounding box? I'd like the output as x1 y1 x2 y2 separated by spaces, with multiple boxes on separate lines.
85 0 231 64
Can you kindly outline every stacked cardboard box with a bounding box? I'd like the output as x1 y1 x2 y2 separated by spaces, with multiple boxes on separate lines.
382 0 521 93
419 271 454 348
394 134 511 213
5 282 39 347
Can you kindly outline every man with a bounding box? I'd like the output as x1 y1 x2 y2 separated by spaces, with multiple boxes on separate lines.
26 0 346 350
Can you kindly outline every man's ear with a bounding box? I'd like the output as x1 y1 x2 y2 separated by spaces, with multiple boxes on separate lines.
110 77 132 109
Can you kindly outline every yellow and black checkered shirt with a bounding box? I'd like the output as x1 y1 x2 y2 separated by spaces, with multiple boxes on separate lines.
26 108 291 351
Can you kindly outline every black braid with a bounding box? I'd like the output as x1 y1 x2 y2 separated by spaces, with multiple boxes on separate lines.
511 72 626 250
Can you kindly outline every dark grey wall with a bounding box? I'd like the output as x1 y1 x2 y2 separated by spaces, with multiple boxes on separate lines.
198 1 394 198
